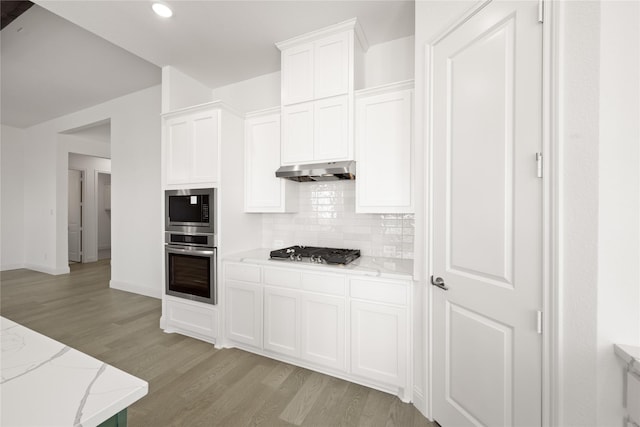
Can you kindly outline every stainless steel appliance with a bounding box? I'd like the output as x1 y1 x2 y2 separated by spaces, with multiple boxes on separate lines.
165 188 215 233
165 188 217 305
270 246 361 265
275 161 356 182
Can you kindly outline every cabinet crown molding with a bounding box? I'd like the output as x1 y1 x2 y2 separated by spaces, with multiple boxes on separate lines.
355 80 415 98
162 100 242 119
245 106 281 119
276 17 369 52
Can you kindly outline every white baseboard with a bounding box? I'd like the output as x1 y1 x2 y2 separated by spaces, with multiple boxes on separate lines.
110 280 162 299
1 263 26 271
24 264 70 275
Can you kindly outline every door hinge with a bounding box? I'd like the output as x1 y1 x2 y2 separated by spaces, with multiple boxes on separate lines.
536 153 543 178
538 0 544 23
537 310 543 334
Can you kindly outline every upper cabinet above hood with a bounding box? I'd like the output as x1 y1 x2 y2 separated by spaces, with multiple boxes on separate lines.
275 161 356 182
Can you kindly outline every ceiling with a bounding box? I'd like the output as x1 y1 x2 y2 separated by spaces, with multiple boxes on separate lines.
2 1 414 129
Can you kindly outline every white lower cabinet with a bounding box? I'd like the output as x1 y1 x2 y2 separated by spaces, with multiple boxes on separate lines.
263 287 301 358
225 280 262 348
163 296 219 345
223 260 412 401
301 293 345 371
350 300 407 386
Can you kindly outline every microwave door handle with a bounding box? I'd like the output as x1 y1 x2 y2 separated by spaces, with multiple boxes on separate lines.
166 246 216 256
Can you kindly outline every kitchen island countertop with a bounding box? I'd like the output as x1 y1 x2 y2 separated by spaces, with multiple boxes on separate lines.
1 316 148 427
224 248 414 281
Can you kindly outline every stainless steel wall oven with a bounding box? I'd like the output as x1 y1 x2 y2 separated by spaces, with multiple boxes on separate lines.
165 188 217 305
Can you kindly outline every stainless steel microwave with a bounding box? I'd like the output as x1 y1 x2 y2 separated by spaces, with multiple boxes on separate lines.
165 188 216 234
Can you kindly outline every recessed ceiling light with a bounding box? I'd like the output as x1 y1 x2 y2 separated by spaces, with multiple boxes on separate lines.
152 3 173 18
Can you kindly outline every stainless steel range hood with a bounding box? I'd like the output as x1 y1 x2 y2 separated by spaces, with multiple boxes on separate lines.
275 161 356 182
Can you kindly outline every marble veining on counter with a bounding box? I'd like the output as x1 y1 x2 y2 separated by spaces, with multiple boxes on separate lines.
224 248 414 280
1 316 148 427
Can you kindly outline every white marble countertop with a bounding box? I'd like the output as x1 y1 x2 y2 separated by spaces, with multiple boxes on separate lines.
1 316 148 427
224 248 414 281
614 343 640 372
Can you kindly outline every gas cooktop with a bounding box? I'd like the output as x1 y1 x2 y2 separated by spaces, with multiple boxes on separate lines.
270 246 361 265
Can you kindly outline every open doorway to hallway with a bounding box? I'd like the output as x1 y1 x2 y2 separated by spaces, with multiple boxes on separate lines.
67 153 111 265
97 172 111 260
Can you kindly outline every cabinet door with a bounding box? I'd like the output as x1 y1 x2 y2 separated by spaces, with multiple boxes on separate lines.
226 280 262 348
165 116 191 184
301 293 346 371
281 102 314 165
282 43 314 105
356 89 413 213
245 113 284 211
191 110 219 184
314 32 351 99
313 95 350 161
264 287 300 358
350 300 407 387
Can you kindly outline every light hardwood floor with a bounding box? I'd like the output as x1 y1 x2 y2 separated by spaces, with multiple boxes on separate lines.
0 260 434 426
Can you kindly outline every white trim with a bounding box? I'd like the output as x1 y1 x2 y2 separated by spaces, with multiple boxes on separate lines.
1 264 26 271
354 79 414 98
542 1 563 426
275 17 369 52
161 100 243 119
24 263 70 276
244 106 280 119
110 280 162 299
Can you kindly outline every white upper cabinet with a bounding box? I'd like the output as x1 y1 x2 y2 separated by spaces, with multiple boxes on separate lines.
356 81 414 213
244 108 297 213
163 104 221 187
277 19 367 165
281 31 351 105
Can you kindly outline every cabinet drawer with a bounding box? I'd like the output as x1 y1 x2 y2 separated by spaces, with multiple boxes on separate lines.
302 272 345 296
350 278 409 306
264 267 301 289
225 263 261 283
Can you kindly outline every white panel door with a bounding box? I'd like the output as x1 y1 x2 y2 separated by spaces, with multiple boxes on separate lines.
263 287 301 358
356 89 413 213
301 293 345 371
68 169 82 263
281 102 314 165
244 113 283 211
226 280 263 348
282 43 314 105
191 111 219 184
431 2 543 427
165 117 191 184
314 32 350 99
313 95 349 161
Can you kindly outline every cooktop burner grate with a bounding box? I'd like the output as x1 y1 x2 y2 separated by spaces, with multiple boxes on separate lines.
269 246 361 265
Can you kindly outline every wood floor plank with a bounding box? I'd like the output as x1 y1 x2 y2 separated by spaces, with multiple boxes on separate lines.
0 262 435 427
279 371 331 425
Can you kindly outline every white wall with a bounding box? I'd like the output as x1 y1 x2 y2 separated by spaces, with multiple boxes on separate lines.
19 85 162 297
0 125 26 270
555 1 640 426
68 153 111 262
596 1 640 425
161 66 213 113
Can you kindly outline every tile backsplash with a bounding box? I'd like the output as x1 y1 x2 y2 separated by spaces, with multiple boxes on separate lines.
262 181 414 259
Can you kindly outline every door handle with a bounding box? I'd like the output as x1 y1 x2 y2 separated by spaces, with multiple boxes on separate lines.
430 275 449 291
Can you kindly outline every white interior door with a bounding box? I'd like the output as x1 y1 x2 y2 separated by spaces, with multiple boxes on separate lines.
431 2 543 426
68 169 82 263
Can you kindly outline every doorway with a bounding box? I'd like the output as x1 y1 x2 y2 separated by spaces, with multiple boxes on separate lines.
97 172 111 260
68 169 83 263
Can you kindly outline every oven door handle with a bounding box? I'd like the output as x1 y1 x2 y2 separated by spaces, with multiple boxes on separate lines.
165 245 216 256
